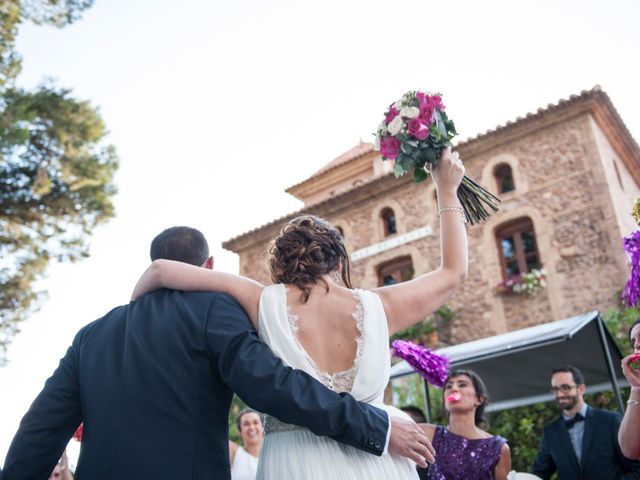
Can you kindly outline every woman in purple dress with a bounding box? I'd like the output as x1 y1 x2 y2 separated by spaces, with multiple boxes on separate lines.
420 370 511 480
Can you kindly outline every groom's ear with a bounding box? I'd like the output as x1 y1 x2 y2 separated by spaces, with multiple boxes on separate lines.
202 256 214 270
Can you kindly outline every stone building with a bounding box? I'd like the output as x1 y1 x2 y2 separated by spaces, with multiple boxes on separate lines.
222 87 640 344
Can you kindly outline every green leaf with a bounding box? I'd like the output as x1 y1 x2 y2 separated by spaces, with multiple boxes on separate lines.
394 158 408 177
424 148 437 162
435 110 448 137
413 167 429 183
446 118 458 136
400 142 413 155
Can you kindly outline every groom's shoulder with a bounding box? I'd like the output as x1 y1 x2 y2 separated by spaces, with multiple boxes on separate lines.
135 288 238 306
183 290 244 311
179 290 239 301
69 304 128 343
150 290 245 315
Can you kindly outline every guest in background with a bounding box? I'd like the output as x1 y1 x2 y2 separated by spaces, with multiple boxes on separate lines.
532 365 640 479
400 406 429 480
229 409 263 480
619 319 640 459
419 369 511 480
400 405 428 424
48 451 73 480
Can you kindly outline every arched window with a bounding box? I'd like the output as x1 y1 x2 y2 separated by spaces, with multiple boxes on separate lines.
494 163 515 194
377 256 414 286
496 218 541 279
381 208 397 236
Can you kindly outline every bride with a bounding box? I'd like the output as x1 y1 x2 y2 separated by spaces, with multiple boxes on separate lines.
132 148 467 479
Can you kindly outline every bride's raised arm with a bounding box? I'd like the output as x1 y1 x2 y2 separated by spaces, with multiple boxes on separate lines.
131 259 264 328
374 148 468 336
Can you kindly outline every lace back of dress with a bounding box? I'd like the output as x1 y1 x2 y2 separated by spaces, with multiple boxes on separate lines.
286 289 365 393
264 288 367 436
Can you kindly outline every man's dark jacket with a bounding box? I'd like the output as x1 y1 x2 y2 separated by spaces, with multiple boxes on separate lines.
532 406 640 480
1 290 388 479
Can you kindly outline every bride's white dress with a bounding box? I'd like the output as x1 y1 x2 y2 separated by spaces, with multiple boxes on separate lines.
256 283 418 480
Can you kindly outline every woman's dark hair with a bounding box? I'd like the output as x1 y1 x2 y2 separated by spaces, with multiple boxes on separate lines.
629 319 640 343
268 215 352 302
442 369 490 428
236 408 261 431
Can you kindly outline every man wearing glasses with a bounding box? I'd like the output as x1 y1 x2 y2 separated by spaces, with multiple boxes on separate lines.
532 365 640 479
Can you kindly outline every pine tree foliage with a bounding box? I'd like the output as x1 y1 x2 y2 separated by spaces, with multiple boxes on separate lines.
1 0 118 363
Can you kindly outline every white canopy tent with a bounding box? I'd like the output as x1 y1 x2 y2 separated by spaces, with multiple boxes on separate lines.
389 311 629 421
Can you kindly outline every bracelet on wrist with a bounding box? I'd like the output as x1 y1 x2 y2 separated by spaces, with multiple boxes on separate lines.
628 399 640 407
438 206 467 223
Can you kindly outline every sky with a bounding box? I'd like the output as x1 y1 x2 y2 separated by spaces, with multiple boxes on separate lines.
2 0 640 467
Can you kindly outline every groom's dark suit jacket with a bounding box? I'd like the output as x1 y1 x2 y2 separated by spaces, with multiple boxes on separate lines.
532 406 640 480
1 290 389 479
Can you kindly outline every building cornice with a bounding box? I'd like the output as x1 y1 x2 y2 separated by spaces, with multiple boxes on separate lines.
285 149 377 201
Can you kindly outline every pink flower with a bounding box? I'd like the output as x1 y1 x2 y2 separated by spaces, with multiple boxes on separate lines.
379 136 401 160
429 94 444 110
385 105 399 124
407 118 430 140
416 91 429 108
419 104 435 124
416 92 444 123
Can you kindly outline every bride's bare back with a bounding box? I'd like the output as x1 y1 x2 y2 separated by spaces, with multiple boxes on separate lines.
286 283 362 375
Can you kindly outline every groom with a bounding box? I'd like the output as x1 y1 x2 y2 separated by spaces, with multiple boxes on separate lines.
1 226 432 479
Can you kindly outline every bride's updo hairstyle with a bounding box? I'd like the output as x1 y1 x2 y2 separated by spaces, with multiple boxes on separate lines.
268 215 352 302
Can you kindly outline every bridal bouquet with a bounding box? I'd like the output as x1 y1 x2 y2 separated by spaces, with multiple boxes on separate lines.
374 90 500 225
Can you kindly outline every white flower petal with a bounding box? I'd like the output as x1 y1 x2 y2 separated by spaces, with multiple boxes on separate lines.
388 116 404 135
400 106 420 119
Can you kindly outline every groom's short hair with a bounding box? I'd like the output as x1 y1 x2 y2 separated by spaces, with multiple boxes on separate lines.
150 226 209 266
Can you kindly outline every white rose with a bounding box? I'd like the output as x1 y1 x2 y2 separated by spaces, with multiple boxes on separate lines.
374 135 381 151
394 99 404 110
400 106 420 119
387 115 404 135
378 121 388 134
